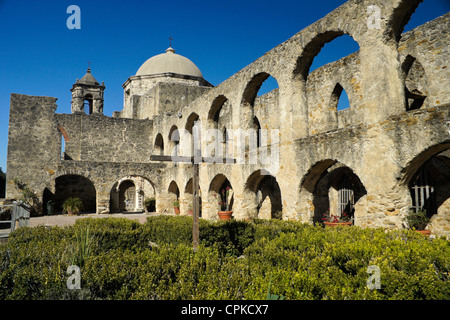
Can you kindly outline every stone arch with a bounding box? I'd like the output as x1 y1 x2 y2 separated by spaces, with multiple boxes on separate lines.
244 170 282 219
208 174 234 212
293 30 361 82
185 112 200 157
110 175 156 213
154 133 164 155
83 93 93 115
168 125 180 157
400 142 450 235
299 160 367 224
168 180 180 199
185 112 200 134
241 72 279 110
401 55 428 111
206 95 232 158
385 0 424 42
54 174 96 214
208 95 230 124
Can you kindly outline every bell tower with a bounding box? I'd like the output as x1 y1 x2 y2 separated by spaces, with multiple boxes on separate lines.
70 67 105 114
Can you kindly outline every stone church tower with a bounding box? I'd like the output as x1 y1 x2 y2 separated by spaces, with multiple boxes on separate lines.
70 67 105 114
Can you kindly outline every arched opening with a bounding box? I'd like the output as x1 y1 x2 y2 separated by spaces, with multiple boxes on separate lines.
185 113 200 157
241 73 279 152
311 163 367 224
402 55 427 111
84 94 93 115
54 174 96 214
184 178 202 217
294 31 360 82
242 72 279 110
168 181 180 200
42 187 54 215
110 176 156 213
387 0 445 42
330 83 350 111
154 133 164 156
208 96 231 158
245 170 282 219
253 116 262 148
407 148 450 220
209 174 234 212
168 125 180 157
118 180 136 212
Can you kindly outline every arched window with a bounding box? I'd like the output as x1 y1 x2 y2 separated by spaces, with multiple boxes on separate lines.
84 94 93 115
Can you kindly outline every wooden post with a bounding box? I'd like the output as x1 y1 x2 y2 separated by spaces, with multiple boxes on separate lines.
192 163 200 250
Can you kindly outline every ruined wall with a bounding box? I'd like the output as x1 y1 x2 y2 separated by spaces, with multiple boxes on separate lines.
55 113 153 163
6 94 60 200
6 1 450 236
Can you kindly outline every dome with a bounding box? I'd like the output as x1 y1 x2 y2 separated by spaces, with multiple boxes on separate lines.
136 47 203 78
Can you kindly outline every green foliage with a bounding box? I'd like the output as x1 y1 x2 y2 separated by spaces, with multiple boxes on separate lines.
62 197 84 215
406 209 430 230
0 217 449 300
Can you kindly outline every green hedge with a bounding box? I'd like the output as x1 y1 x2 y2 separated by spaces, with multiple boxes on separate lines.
0 216 449 300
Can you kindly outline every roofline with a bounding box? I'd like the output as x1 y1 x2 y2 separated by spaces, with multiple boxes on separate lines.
122 72 213 88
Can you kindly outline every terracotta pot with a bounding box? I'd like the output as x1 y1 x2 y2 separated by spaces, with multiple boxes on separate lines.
218 211 233 221
174 207 180 215
415 230 431 236
323 221 352 227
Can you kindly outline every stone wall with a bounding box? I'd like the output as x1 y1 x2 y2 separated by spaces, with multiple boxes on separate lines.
5 1 450 237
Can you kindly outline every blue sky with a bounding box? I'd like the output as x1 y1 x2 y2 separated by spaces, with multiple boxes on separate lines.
0 0 448 171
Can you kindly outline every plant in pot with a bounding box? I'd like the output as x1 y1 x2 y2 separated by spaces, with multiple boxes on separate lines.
62 197 84 216
215 186 233 220
187 204 193 216
321 208 353 227
173 199 180 215
406 209 431 236
144 197 156 213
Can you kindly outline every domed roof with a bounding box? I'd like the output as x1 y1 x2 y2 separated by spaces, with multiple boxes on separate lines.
136 47 203 78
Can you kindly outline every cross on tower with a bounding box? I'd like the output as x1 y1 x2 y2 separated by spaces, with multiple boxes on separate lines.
168 36 174 47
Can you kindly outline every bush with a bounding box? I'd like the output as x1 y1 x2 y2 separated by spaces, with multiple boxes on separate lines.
0 217 449 300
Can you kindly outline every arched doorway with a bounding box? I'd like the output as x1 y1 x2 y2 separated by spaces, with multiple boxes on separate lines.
244 170 282 219
118 180 136 212
311 163 366 224
54 174 96 214
110 176 156 213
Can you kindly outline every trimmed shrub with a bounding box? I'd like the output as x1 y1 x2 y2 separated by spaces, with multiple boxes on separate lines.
0 217 448 300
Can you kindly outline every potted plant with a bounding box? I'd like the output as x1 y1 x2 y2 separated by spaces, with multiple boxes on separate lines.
215 186 233 220
173 199 180 215
406 209 431 236
144 197 156 213
322 208 352 227
187 204 193 216
62 197 83 216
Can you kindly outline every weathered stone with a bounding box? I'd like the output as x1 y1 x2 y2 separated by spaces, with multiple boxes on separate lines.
5 1 450 237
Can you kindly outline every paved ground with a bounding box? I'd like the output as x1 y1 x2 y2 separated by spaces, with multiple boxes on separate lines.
28 212 161 227
0 212 166 239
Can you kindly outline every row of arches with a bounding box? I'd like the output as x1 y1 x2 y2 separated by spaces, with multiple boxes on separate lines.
43 175 156 215
152 12 434 155
42 140 450 230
